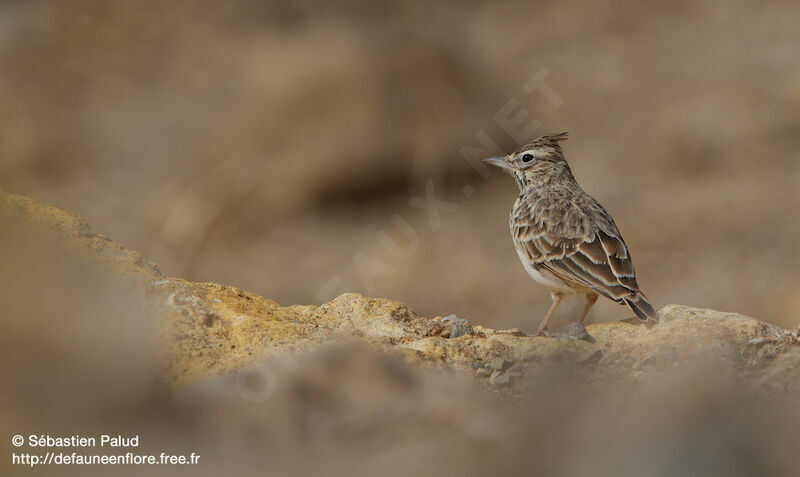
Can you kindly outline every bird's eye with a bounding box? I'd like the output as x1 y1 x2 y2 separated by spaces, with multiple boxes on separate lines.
522 154 534 162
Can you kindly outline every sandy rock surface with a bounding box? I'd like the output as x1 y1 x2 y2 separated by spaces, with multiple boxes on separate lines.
3 189 798 398
4 189 800 476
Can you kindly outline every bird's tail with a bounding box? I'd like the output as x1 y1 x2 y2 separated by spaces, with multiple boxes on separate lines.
625 294 657 321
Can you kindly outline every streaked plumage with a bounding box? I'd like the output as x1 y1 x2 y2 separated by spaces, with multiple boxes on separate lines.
484 132 656 336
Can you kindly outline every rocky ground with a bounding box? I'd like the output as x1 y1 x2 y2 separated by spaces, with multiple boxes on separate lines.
2 188 799 476
3 0 800 331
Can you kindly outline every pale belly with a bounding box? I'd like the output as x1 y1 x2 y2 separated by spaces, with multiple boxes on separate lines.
514 246 579 295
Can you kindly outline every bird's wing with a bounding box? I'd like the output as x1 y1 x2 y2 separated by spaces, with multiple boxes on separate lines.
511 201 642 303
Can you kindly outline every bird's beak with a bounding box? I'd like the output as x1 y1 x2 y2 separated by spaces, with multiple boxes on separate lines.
482 156 513 170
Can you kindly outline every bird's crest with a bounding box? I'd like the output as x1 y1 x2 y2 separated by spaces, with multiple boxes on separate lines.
532 132 568 147
514 132 569 156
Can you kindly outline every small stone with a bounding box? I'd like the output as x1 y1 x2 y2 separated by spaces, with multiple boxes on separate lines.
558 322 594 342
443 314 474 338
450 322 473 338
489 357 509 371
507 363 522 374
489 371 511 385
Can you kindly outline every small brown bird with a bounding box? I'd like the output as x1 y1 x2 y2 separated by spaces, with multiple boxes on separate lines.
484 132 656 336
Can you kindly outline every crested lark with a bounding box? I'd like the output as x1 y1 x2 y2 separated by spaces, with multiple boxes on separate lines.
484 132 656 336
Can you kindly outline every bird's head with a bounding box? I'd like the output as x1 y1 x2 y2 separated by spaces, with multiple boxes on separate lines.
483 132 572 189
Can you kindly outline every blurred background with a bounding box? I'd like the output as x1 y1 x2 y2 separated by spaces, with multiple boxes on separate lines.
2 2 800 476
1 0 799 330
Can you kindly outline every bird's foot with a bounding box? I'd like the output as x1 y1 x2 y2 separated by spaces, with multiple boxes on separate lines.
535 327 553 338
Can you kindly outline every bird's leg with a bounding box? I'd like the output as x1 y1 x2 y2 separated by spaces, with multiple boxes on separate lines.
537 292 564 337
579 293 598 324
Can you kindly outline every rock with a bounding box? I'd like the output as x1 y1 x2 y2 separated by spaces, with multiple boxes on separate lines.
0 190 162 289
443 314 474 338
5 189 800 476
489 371 512 386
558 322 594 342
2 188 799 399
489 357 510 371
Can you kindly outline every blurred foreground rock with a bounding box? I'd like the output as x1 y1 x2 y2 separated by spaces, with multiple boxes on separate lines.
3 189 798 399
3 189 800 476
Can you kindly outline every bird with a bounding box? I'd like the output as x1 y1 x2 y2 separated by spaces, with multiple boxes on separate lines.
483 132 656 336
